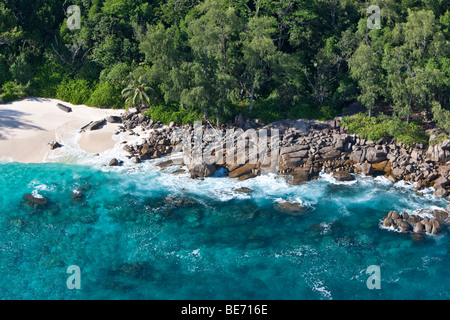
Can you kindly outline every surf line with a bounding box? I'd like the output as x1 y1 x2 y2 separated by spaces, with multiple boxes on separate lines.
181 304 215 317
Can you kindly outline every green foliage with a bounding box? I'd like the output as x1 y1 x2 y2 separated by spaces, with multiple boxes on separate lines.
0 81 30 102
0 0 448 148
143 104 203 125
0 60 11 86
342 113 429 146
55 79 94 105
29 60 67 98
9 53 34 85
87 81 123 108
287 103 322 120
431 100 450 132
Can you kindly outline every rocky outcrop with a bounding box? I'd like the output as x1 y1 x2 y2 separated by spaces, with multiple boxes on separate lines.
48 141 62 150
87 119 106 131
332 170 355 182
23 193 48 208
187 161 216 179
106 115 122 123
274 201 307 216
116 110 450 199
109 158 120 166
234 187 253 193
382 209 448 236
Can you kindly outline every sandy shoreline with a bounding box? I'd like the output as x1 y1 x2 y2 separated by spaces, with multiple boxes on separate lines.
0 97 123 163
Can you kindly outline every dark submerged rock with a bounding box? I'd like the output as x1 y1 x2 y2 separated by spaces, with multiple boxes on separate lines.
274 201 307 216
23 194 48 208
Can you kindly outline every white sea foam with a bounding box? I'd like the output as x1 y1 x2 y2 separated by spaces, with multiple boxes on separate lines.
312 280 332 300
31 189 44 199
28 181 52 198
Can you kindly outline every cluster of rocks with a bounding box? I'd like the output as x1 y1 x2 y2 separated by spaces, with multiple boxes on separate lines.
382 208 450 236
120 111 172 131
107 110 450 200
120 129 177 164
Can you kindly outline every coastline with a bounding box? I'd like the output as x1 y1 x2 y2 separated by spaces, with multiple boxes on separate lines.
0 98 449 299
2 97 450 202
0 97 123 163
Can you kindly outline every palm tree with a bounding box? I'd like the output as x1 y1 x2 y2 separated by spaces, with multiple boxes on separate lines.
121 76 151 112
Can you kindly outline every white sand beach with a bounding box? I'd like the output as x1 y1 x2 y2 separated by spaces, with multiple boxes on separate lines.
0 97 124 163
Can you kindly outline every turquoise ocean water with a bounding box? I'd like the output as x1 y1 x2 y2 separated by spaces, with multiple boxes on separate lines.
0 160 448 300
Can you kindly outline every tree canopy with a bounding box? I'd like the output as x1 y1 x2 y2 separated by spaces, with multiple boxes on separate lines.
0 0 448 130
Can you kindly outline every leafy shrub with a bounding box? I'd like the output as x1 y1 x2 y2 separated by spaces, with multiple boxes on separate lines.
431 101 450 132
319 105 338 120
143 104 202 125
287 102 319 120
29 62 66 98
55 79 94 105
342 113 428 146
87 81 123 108
0 81 30 101
286 103 338 121
0 61 11 87
9 53 33 85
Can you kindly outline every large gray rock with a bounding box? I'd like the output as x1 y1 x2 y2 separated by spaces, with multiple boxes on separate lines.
433 176 450 188
332 170 355 181
234 187 253 194
188 161 216 179
109 158 119 166
57 103 72 113
228 163 256 179
426 143 450 163
365 147 387 163
360 162 374 175
349 149 366 163
431 219 441 234
383 217 395 228
388 211 401 219
87 119 106 131
395 219 411 233
106 115 122 123
322 149 341 161
280 144 309 155
283 150 309 158
392 167 405 179
434 186 449 197
274 201 307 216
407 215 422 225
432 209 448 222
413 222 425 233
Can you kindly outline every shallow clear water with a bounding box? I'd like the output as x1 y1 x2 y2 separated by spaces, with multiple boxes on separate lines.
0 160 448 300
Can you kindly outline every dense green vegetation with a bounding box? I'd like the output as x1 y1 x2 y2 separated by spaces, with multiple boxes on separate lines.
0 0 449 135
341 113 429 147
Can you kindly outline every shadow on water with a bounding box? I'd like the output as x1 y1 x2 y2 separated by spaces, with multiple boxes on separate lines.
0 108 44 140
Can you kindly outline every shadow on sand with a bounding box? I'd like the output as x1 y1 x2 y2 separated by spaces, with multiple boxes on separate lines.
0 108 45 140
